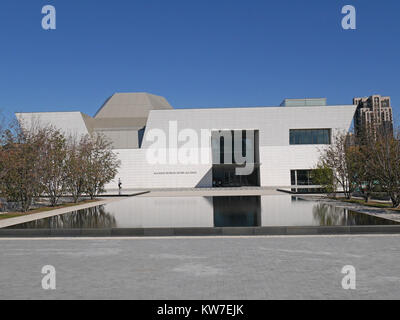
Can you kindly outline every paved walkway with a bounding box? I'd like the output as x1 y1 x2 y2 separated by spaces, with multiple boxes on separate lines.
0 198 125 228
137 188 284 197
1 235 399 299
102 187 286 197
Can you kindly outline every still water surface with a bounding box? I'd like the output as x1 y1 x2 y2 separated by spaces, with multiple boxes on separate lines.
7 195 398 229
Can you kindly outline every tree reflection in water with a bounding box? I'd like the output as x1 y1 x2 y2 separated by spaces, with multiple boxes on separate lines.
8 199 400 230
8 206 117 229
312 203 399 226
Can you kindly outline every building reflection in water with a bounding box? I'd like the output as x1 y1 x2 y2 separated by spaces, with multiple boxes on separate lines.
213 196 261 227
6 195 399 230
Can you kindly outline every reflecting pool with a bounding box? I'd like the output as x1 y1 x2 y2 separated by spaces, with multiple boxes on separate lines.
6 195 398 229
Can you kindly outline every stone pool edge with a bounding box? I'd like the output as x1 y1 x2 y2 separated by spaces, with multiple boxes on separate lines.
2 225 400 238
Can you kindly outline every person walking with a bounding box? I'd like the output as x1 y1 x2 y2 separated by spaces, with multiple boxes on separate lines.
118 178 122 195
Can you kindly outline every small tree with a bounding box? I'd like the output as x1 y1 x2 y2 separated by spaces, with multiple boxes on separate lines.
82 134 120 200
0 111 5 189
39 128 68 206
311 163 336 196
0 124 46 212
348 143 376 203
368 130 400 208
318 132 357 199
0 110 4 137
65 136 87 203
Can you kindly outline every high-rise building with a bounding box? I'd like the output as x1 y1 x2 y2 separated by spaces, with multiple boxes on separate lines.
353 95 393 138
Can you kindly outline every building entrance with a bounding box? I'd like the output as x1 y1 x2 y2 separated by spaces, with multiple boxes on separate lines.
211 130 260 187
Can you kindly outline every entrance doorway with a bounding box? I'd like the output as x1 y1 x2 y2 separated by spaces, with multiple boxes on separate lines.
211 130 260 187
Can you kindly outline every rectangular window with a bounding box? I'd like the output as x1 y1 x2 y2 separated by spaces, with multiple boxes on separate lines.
290 170 296 185
289 129 331 145
290 169 315 186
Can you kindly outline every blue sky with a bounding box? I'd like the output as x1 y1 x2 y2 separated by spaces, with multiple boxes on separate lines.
0 0 399 123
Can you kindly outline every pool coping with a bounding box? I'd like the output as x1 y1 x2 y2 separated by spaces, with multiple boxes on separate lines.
1 225 400 237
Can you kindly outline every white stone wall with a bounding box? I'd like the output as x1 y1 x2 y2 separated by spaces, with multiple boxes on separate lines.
106 148 213 189
17 105 357 189
142 106 355 148
103 196 214 227
107 105 356 189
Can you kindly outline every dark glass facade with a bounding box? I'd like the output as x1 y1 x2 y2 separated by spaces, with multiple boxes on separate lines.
213 196 261 227
211 130 260 187
289 129 331 145
138 127 145 148
291 169 315 185
211 130 255 164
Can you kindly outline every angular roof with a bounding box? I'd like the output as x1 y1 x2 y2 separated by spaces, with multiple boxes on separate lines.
90 117 148 130
94 92 173 119
15 112 92 137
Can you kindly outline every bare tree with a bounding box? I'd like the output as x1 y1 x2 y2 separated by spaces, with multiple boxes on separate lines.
0 110 4 136
81 134 120 200
65 136 87 203
318 132 357 199
0 113 121 211
348 142 376 203
0 111 5 185
39 127 68 206
368 130 400 208
0 123 46 212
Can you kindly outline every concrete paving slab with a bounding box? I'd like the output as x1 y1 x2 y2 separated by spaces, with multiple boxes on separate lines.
135 188 285 197
1 235 399 299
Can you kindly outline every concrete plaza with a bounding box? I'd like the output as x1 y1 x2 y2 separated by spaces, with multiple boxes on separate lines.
0 235 399 300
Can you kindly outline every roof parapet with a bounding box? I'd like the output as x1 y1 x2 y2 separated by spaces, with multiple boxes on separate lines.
280 98 327 107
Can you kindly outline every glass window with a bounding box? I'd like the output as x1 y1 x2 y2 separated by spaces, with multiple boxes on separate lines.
289 129 331 145
138 127 145 148
290 170 296 185
290 169 315 186
296 170 309 185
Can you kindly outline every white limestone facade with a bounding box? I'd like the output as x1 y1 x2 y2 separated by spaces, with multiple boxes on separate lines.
16 93 357 189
